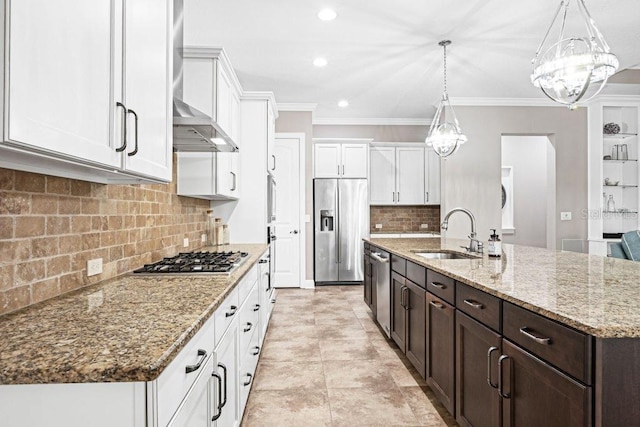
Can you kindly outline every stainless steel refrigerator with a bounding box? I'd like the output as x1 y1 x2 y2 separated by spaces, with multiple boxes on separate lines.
314 179 369 284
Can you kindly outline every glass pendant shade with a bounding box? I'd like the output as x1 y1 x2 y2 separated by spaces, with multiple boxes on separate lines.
531 0 618 107
426 40 467 158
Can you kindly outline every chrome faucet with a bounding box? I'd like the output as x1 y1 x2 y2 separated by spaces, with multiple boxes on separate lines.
441 207 483 254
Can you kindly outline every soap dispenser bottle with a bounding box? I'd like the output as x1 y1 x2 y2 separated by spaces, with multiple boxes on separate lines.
488 229 501 258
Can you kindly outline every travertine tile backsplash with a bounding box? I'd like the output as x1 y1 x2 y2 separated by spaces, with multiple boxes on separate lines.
370 205 441 233
0 158 210 315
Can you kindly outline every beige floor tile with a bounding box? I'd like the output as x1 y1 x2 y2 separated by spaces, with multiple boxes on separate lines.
385 357 428 387
268 311 316 327
314 311 360 325
253 360 326 391
261 337 322 362
315 322 368 340
242 388 333 427
265 323 318 341
327 385 420 426
399 386 457 427
323 359 395 389
319 338 379 361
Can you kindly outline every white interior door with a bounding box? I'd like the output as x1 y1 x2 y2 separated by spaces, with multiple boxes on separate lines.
274 138 302 288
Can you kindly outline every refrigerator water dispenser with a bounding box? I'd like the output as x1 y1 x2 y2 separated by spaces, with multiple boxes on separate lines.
320 210 334 231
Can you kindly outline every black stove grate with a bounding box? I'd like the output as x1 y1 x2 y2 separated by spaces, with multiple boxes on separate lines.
132 251 249 274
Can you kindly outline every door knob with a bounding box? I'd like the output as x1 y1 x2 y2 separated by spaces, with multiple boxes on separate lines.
290 230 299 234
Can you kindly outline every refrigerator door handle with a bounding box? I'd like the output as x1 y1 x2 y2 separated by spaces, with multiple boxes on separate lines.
336 184 340 263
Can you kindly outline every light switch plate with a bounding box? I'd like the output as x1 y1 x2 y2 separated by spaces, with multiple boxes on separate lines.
183 237 189 247
560 212 572 221
87 258 103 276
305 214 311 223
201 234 207 243
420 223 429 229
375 224 383 229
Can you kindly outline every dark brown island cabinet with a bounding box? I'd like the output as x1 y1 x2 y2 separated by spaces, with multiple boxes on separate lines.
362 246 640 427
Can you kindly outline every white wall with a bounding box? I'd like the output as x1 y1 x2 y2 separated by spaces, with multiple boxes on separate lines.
501 135 553 248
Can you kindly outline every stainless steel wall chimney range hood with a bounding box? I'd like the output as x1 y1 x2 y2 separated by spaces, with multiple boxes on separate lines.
172 0 239 152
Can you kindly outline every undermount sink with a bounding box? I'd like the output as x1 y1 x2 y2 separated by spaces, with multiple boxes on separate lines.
414 252 474 260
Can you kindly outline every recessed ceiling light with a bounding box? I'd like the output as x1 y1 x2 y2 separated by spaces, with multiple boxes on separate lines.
317 9 337 21
313 57 328 67
338 100 349 108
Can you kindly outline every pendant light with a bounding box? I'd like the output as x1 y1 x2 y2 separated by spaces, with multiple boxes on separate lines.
531 0 618 108
426 40 467 158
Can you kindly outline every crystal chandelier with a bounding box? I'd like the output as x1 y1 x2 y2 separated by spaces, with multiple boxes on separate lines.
426 40 467 158
531 0 618 108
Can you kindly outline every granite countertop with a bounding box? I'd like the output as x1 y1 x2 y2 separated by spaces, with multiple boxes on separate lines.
366 237 640 338
0 244 268 385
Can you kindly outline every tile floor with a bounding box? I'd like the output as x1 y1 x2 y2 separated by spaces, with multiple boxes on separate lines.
241 285 457 427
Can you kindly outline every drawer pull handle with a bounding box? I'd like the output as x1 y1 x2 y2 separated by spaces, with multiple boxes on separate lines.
519 327 552 345
498 355 511 399
217 363 228 409
429 300 445 310
185 349 207 374
244 322 253 333
487 346 499 389
253 304 261 312
252 346 260 356
243 373 253 387
431 282 446 289
464 299 485 310
225 305 238 317
211 371 222 421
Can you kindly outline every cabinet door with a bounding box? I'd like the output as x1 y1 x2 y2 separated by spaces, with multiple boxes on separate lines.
123 0 172 181
267 103 276 171
6 0 119 168
369 147 396 205
314 144 341 178
341 144 368 178
396 147 425 205
405 280 426 378
214 322 239 427
426 293 455 415
168 354 213 427
390 273 407 352
230 91 241 145
456 312 501 427
501 340 591 427
426 149 441 204
216 153 233 198
215 63 233 137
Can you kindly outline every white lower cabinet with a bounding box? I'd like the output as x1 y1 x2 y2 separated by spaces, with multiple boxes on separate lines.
213 318 239 427
167 353 215 427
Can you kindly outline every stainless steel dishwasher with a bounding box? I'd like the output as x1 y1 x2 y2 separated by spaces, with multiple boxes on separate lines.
370 249 390 338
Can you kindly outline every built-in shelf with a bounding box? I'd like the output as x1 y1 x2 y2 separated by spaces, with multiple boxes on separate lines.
603 132 638 139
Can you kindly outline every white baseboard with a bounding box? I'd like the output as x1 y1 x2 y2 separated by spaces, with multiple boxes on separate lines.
300 280 315 289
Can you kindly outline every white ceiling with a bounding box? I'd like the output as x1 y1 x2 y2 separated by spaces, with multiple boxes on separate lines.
184 0 640 120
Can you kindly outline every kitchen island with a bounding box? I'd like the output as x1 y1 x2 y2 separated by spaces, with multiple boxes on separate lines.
0 243 270 426
365 237 640 427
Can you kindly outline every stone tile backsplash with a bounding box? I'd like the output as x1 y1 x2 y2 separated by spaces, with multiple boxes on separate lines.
0 157 210 315
370 205 441 233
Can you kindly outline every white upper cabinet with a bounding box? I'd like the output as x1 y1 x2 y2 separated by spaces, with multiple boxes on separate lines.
313 139 370 178
369 144 441 206
267 103 276 171
176 152 239 200
1 0 172 184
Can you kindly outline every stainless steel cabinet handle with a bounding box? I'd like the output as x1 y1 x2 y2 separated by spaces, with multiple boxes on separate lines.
498 355 511 399
217 363 228 409
230 171 237 191
225 305 237 317
464 299 485 310
115 102 127 152
370 252 389 263
487 346 499 388
271 154 276 171
185 349 207 373
252 346 260 356
243 322 253 333
126 109 139 156
253 304 260 312
337 164 340 175
429 300 445 309
342 164 345 175
243 373 253 387
402 287 409 310
397 192 400 202
430 282 446 290
211 371 222 421
426 192 429 203
519 327 551 345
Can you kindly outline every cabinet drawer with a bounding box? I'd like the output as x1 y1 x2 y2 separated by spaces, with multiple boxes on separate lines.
406 261 426 289
156 315 216 427
214 287 240 347
426 269 455 305
456 282 501 332
237 264 258 304
239 282 260 352
391 254 406 276
503 302 592 385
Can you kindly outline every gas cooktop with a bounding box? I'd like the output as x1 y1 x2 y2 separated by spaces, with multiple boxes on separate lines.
132 251 249 275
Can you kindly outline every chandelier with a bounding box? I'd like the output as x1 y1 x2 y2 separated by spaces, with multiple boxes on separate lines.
426 40 467 158
531 0 618 108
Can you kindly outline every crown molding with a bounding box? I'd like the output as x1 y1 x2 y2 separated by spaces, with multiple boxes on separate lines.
277 103 317 112
447 97 564 107
240 91 279 118
313 117 430 126
183 46 244 96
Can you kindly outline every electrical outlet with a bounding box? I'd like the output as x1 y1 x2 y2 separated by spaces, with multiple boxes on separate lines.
560 212 572 221
305 214 311 223
375 224 383 229
201 233 207 243
87 258 103 276
420 223 429 229
183 237 189 247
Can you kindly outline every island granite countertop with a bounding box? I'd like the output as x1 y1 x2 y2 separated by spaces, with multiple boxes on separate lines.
0 244 268 385
366 237 640 339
